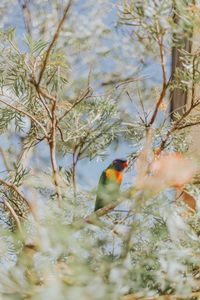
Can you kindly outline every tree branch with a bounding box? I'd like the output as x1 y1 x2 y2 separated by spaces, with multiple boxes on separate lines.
58 87 92 123
0 178 36 220
148 36 168 126
37 0 72 85
0 97 48 137
4 199 23 236
72 188 138 229
49 101 62 205
159 99 200 151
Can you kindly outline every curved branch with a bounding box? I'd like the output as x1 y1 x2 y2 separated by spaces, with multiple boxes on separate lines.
4 199 23 236
0 178 36 220
0 98 48 137
37 0 72 85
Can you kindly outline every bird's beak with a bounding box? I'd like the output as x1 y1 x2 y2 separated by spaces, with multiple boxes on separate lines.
123 161 129 168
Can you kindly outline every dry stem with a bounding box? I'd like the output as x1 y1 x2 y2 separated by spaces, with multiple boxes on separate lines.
37 0 72 85
4 199 23 236
49 101 62 205
148 36 167 126
0 97 48 137
0 178 36 220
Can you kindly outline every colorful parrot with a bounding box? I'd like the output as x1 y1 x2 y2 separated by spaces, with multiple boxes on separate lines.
94 159 128 211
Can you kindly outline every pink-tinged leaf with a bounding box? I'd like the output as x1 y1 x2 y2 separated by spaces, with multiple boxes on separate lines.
136 152 197 192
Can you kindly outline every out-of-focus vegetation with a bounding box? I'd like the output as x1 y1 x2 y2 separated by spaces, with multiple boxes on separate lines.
0 1 200 299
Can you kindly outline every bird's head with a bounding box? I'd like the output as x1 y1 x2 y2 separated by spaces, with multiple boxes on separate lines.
111 159 129 171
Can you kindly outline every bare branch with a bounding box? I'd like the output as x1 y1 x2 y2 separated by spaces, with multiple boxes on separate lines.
159 100 200 151
49 101 62 205
101 75 148 88
4 199 23 236
176 120 200 130
72 188 138 228
148 36 168 126
0 178 36 220
34 85 57 102
37 0 72 85
58 87 92 123
191 55 196 106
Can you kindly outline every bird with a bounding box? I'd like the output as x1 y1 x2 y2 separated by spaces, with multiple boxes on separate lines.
94 159 128 211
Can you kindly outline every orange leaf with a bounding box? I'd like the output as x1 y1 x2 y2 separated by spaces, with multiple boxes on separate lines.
177 190 197 212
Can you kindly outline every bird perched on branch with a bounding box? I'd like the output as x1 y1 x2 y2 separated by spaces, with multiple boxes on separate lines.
94 159 128 211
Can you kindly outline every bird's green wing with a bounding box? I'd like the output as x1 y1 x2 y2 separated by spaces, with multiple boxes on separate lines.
94 170 120 211
95 171 107 211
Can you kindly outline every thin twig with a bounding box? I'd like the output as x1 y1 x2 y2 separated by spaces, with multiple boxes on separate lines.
159 99 200 151
176 120 200 130
17 136 46 166
3 192 26 218
33 84 56 102
0 98 48 137
115 76 148 89
37 0 72 85
0 178 36 219
49 101 62 205
58 87 92 123
72 146 78 199
57 125 65 142
148 36 168 126
4 199 23 236
126 91 146 125
191 55 196 106
82 188 137 226
37 93 52 119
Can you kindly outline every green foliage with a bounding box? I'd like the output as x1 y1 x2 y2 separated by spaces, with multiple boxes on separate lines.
0 1 199 300
58 96 119 158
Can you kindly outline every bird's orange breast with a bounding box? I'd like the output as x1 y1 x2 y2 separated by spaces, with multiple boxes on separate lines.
105 169 123 184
